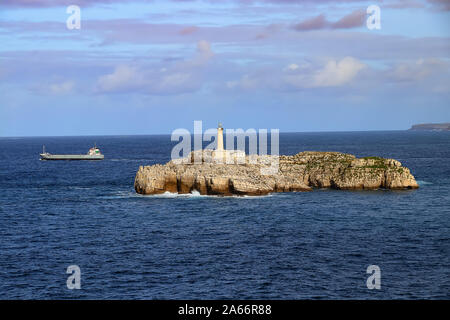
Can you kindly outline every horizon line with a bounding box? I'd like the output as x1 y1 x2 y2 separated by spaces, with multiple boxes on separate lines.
0 128 420 139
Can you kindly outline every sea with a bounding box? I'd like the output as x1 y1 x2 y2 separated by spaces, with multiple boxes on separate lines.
0 131 449 299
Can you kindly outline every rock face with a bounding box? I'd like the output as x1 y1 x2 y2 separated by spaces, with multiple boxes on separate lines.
134 151 419 196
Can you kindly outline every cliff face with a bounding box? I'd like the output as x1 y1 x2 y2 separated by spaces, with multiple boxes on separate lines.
134 151 419 196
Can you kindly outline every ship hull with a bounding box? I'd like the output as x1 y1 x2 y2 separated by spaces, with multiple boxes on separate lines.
40 154 104 161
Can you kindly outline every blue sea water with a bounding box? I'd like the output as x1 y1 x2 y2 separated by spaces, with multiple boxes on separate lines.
0 131 449 299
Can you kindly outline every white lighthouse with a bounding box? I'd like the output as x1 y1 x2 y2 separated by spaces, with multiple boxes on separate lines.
217 122 224 151
212 122 225 162
212 122 245 164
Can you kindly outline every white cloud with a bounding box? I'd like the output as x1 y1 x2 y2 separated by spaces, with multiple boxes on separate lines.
97 65 143 92
49 81 75 94
312 57 366 87
197 40 213 58
387 58 448 82
282 57 366 89
31 80 75 95
159 72 192 89
383 58 450 94
226 57 366 92
95 41 214 95
190 40 214 67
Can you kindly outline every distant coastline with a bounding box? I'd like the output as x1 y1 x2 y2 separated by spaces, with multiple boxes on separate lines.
409 123 450 131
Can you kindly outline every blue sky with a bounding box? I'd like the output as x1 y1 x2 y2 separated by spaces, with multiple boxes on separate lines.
0 0 449 136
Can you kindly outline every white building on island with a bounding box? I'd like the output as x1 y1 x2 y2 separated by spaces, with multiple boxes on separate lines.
212 122 246 164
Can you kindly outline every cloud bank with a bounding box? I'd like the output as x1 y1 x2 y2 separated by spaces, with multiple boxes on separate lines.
96 40 214 94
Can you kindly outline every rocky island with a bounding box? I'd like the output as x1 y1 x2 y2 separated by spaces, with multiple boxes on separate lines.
134 150 419 196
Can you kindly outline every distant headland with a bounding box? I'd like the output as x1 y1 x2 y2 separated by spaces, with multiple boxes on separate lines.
409 123 450 131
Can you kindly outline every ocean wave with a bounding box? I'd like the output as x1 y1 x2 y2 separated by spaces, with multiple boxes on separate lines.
141 190 207 198
68 186 92 190
100 190 141 199
140 190 273 199
100 189 274 200
417 180 433 186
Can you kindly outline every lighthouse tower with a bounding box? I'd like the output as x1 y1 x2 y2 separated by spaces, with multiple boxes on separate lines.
212 122 245 164
217 122 224 151
212 122 226 163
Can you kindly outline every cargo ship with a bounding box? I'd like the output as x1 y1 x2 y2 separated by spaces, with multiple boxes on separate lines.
40 145 104 160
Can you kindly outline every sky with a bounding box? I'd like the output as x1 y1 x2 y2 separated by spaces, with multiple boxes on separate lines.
0 0 449 136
